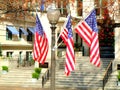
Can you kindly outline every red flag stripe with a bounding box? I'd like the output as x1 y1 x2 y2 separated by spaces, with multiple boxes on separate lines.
90 52 100 67
82 22 92 37
66 39 74 60
65 38 75 75
75 28 91 46
65 64 70 76
75 21 92 46
60 28 68 45
90 33 98 55
66 44 74 65
38 36 49 64
78 22 92 43
33 33 41 61
90 33 100 67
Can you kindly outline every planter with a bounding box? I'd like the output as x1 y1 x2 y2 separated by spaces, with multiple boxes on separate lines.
2 70 8 74
32 78 37 82
117 81 120 86
75 51 82 57
2 66 8 74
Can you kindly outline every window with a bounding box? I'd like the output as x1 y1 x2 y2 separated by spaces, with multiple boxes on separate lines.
6 26 19 40
6 29 12 40
57 0 68 16
19 27 28 40
19 52 22 62
27 29 33 41
77 0 83 16
6 52 13 57
27 27 34 41
26 51 32 61
75 33 82 47
19 29 22 39
95 0 101 15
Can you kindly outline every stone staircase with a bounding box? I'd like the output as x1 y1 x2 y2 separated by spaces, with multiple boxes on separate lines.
0 52 113 90
100 46 115 58
104 70 120 90
44 53 113 90
0 66 44 88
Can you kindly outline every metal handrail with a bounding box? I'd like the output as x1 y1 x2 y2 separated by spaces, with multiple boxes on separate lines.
102 60 112 90
41 68 50 88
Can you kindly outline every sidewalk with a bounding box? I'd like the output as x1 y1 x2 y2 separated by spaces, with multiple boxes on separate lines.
0 86 81 90
0 86 42 90
2 86 73 90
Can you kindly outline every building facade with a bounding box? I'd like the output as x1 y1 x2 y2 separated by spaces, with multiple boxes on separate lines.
0 17 35 65
0 0 120 68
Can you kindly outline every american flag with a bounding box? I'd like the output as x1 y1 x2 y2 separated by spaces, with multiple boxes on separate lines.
60 15 75 76
33 14 49 64
75 9 100 67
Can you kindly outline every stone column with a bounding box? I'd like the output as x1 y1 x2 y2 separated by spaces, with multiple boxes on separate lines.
113 21 120 71
70 0 78 17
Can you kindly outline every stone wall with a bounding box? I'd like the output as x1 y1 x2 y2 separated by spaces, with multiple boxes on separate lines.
113 18 120 71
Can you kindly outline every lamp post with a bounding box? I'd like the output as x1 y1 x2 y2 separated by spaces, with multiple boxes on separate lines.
47 2 60 90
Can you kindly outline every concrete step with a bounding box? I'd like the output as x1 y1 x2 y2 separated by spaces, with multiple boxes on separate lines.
104 71 119 90
50 55 111 89
44 81 103 90
0 68 44 88
0 55 112 90
55 70 104 87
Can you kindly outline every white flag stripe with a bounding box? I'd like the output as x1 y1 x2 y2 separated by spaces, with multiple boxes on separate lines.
76 26 91 45
81 22 92 37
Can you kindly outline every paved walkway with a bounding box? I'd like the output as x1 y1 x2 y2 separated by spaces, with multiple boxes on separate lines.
0 87 81 90
0 86 43 90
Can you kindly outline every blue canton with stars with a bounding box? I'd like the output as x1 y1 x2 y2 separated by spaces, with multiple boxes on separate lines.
35 14 44 36
66 15 73 38
85 9 98 33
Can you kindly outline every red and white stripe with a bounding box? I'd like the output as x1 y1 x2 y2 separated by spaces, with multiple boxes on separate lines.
33 32 49 64
75 21 92 47
65 37 75 76
75 19 100 67
33 32 41 60
90 32 100 67
60 14 75 76
60 28 68 45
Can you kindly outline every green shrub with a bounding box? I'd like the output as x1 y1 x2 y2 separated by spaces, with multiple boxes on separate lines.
117 70 120 81
118 75 120 81
32 72 39 79
34 68 41 74
2 66 8 72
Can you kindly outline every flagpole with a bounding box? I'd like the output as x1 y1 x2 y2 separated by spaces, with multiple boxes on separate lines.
50 25 56 90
